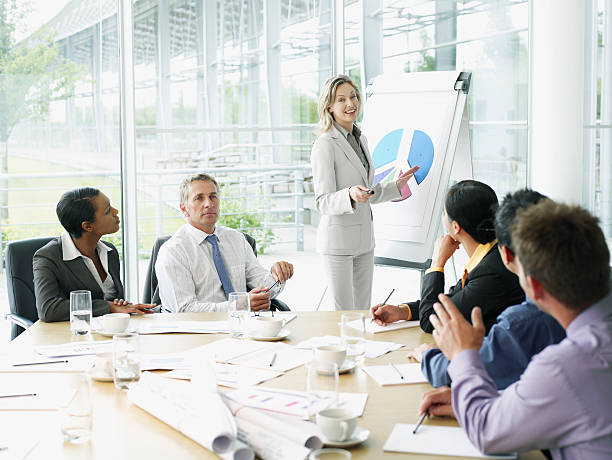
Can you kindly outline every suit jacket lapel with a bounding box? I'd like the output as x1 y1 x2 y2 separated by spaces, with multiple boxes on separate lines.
59 239 104 298
330 127 369 185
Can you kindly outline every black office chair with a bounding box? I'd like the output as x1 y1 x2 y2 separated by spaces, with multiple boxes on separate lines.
143 232 290 311
5 237 55 340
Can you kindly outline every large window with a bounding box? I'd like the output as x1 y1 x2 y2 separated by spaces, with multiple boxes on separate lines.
0 0 609 325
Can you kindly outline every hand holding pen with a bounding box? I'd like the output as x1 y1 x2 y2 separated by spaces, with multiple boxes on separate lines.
418 386 455 419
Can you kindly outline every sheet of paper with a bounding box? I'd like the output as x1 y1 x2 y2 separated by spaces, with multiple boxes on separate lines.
0 387 75 411
0 433 40 460
363 363 427 385
0 356 95 373
162 364 283 388
227 387 368 418
140 352 193 371
383 424 517 459
194 338 271 363
137 320 230 334
35 340 113 357
227 342 311 372
295 335 404 359
358 319 420 334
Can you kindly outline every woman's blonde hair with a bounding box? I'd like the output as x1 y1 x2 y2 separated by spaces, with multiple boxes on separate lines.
315 75 361 137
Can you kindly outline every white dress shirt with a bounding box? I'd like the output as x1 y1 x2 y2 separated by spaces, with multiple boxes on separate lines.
155 224 281 312
60 231 118 300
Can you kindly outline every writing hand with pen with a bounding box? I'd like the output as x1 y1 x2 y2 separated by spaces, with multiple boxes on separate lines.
418 293 486 423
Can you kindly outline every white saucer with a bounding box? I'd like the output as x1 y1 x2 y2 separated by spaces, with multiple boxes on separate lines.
338 358 357 374
247 328 290 341
316 359 357 375
89 367 113 382
322 427 370 448
93 327 137 338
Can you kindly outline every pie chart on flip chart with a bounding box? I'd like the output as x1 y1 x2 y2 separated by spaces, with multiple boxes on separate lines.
372 128 434 202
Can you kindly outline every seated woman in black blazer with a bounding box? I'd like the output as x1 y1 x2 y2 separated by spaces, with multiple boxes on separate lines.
33 187 155 322
370 180 524 333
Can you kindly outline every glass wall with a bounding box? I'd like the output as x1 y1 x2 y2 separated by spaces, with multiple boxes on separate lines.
0 0 121 253
0 0 609 312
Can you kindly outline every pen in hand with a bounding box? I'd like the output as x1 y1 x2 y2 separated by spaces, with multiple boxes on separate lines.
372 288 396 323
265 280 280 293
413 411 428 434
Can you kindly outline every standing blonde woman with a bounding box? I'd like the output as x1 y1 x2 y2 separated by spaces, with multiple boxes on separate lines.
311 75 418 310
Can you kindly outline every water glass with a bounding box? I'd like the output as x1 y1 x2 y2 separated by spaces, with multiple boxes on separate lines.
113 333 140 390
228 292 250 338
306 361 339 420
340 313 366 364
60 373 92 443
70 290 92 335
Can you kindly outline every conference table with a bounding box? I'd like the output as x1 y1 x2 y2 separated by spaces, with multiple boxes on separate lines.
3 312 545 460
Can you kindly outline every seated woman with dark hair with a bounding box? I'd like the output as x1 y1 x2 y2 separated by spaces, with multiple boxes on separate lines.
371 180 524 333
33 187 155 322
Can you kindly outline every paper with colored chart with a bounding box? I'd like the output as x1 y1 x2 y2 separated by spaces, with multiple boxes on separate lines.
162 363 283 388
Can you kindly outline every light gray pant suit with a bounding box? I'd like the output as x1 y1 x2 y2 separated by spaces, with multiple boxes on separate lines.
311 125 401 310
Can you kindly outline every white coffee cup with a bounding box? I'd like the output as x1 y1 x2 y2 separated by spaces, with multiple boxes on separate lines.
94 352 113 377
314 345 347 367
102 313 130 334
247 317 285 337
316 408 358 442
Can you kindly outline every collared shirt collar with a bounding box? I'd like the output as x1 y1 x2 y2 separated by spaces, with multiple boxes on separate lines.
333 121 360 139
60 231 110 261
566 291 612 337
464 239 497 275
185 223 222 245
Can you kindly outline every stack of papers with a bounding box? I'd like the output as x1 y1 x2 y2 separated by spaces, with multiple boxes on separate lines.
0 356 94 373
363 363 427 385
295 336 404 359
35 340 113 357
162 364 283 388
383 424 517 458
137 321 230 334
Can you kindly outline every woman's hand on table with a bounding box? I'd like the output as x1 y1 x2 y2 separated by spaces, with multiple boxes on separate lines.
110 299 156 315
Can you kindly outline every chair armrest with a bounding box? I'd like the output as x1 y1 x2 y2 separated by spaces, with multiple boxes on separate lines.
5 314 34 329
270 299 290 311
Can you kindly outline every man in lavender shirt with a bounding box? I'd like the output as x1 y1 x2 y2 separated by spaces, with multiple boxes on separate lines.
420 200 612 459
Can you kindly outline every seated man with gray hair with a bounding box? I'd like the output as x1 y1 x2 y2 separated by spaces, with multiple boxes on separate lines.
156 173 294 312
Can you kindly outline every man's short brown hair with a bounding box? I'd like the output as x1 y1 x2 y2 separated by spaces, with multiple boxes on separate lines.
512 200 610 310
179 173 219 207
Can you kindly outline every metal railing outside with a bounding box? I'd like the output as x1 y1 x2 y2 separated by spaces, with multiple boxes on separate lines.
0 164 313 269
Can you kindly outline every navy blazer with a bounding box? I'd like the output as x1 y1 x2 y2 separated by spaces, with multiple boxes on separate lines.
406 243 525 333
33 237 124 322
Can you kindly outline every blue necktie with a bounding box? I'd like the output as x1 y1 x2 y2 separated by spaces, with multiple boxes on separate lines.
206 234 235 298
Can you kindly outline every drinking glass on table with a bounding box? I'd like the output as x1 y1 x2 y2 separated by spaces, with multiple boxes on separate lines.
113 333 140 390
340 313 366 364
228 292 250 338
70 290 92 335
306 361 339 420
60 372 92 443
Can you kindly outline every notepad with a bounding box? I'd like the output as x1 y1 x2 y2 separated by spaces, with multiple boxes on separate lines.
360 319 421 334
384 424 517 458
362 363 427 385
